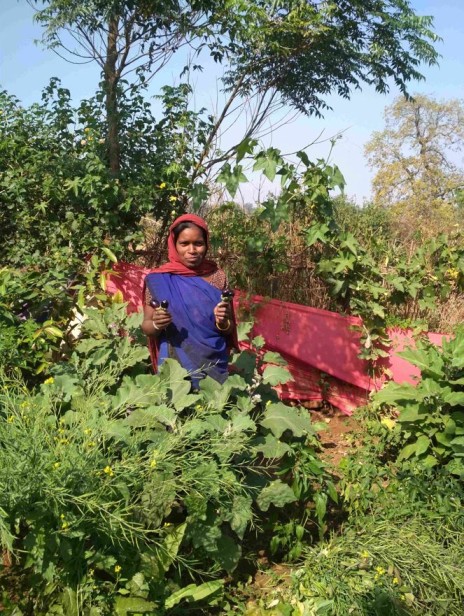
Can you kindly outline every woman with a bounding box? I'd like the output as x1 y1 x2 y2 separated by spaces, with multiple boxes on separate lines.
142 214 236 387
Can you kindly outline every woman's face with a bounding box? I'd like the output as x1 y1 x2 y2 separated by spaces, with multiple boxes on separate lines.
175 226 207 269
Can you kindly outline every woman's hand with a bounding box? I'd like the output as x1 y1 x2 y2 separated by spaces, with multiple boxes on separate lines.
152 306 173 331
214 301 233 332
142 303 172 336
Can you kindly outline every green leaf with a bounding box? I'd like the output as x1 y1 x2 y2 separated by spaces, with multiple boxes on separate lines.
252 335 265 350
305 223 330 247
237 321 253 342
398 442 418 461
165 580 224 610
43 325 63 338
415 434 431 457
262 351 288 366
158 523 186 573
315 492 327 527
213 535 241 572
101 246 118 263
158 359 191 402
260 402 314 438
262 365 292 385
236 137 257 163
397 406 421 423
374 383 419 405
399 347 444 379
224 495 253 540
253 434 292 458
443 392 464 407
257 480 297 512
114 596 157 615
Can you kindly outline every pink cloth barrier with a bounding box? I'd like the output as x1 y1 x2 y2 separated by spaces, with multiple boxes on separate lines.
106 262 445 415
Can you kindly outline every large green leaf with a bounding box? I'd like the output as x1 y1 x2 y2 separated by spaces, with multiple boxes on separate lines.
253 434 292 458
114 596 157 615
224 495 253 539
159 359 191 402
374 382 419 405
257 480 297 511
213 534 241 572
397 406 421 423
158 523 186 572
260 402 314 438
399 347 444 379
262 364 292 385
124 405 174 428
415 434 431 457
262 351 288 366
443 391 464 407
164 580 224 610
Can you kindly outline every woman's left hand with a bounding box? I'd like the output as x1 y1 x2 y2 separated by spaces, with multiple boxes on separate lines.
214 301 232 328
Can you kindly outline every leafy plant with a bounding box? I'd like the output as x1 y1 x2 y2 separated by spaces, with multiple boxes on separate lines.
374 328 464 475
0 303 331 614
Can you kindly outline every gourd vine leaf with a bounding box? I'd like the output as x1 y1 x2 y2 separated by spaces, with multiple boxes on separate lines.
164 580 224 610
257 480 297 512
260 402 314 437
262 365 292 386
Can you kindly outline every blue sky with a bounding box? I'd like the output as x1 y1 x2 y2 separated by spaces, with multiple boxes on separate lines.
1 0 463 203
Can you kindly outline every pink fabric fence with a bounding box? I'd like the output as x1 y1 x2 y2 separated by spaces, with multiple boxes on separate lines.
106 262 445 415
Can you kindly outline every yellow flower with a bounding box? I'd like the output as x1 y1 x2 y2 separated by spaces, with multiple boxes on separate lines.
84 428 92 436
103 465 114 477
84 127 90 133
150 459 157 469
43 377 54 385
381 417 396 430
375 566 385 576
360 550 370 559
7 416 14 424
169 195 177 202
86 441 96 448
61 521 69 529
445 268 460 280
114 564 122 573
159 182 166 189
53 462 60 469
393 577 399 585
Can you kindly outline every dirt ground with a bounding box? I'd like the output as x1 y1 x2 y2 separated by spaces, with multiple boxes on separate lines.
306 405 360 467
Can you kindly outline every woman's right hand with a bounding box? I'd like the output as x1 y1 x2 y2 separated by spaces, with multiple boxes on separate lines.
142 303 172 336
152 306 173 331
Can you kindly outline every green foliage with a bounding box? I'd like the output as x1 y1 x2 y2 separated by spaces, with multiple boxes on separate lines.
374 328 464 475
0 302 331 614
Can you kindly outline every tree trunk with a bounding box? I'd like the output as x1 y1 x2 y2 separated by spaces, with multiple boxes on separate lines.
104 14 120 176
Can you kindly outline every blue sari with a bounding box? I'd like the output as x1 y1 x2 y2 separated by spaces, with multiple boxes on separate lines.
145 273 230 386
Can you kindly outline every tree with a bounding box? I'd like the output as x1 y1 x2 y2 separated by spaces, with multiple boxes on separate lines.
365 94 464 240
31 0 440 181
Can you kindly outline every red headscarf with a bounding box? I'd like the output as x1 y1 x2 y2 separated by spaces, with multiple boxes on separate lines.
151 214 218 276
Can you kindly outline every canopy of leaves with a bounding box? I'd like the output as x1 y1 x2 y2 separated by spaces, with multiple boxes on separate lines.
34 0 439 119
365 94 464 239
223 0 440 115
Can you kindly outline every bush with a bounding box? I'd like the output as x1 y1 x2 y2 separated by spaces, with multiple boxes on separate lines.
0 303 334 614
